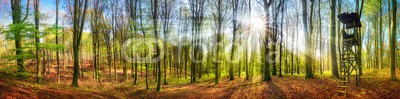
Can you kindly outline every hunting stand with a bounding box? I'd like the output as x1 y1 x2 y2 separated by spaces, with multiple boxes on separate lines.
336 12 362 96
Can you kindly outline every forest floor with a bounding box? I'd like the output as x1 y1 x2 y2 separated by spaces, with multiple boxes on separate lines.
0 61 399 99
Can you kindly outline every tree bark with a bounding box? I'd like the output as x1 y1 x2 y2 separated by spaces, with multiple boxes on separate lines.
34 0 41 84
330 0 339 78
71 0 89 87
390 0 397 80
55 0 61 83
262 0 274 82
303 0 314 79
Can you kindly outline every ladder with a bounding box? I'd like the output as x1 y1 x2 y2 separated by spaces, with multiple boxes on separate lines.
337 42 356 96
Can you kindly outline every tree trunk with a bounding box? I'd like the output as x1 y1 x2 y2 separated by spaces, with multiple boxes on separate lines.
150 0 162 92
230 0 240 81
262 0 274 82
71 0 88 87
138 0 148 88
330 0 339 78
303 0 314 79
11 0 29 72
318 0 322 74
278 0 285 77
34 0 41 84
379 0 383 70
390 0 397 80
55 0 61 83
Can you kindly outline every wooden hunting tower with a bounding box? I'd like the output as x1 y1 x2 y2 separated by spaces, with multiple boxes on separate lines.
336 12 362 96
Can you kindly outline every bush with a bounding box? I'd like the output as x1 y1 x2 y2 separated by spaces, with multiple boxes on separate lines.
1 66 33 79
14 71 33 79
1 66 17 74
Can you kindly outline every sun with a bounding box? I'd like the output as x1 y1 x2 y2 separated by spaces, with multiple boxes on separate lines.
249 15 266 32
241 13 266 35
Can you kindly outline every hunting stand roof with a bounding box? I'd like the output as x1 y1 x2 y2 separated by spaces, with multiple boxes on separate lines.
338 12 362 29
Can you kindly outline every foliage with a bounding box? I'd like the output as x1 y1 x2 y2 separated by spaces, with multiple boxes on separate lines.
1 23 37 40
14 71 33 79
1 65 18 74
0 66 32 79
0 23 37 61
42 26 65 52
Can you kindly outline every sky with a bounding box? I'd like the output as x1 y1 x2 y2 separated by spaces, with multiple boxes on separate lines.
0 0 67 26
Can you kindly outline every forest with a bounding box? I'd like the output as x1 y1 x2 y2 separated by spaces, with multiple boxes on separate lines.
0 0 399 98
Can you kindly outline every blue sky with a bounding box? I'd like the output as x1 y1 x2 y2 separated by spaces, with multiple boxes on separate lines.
0 0 67 26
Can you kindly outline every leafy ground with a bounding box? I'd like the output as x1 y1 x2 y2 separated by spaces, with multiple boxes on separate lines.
0 61 399 99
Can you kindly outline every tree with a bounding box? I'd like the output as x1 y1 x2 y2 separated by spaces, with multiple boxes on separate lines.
271 1 278 76
179 6 190 80
291 0 297 75
55 0 61 83
34 0 41 84
262 0 274 82
109 0 119 83
246 0 251 80
160 0 176 85
318 0 322 74
138 0 149 89
230 0 241 81
356 0 364 76
211 0 227 84
379 0 383 70
90 0 105 83
296 0 300 75
278 0 285 77
11 0 30 72
150 0 162 92
70 0 89 87
390 0 397 80
189 0 207 83
304 0 314 78
330 0 339 78
126 0 138 85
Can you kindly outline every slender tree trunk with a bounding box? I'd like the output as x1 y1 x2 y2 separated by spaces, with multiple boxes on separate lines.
379 0 383 70
318 0 322 74
230 0 240 81
278 0 285 77
330 0 339 78
295 0 300 75
11 0 29 72
55 0 61 83
214 0 223 84
150 0 162 92
390 0 397 80
291 0 295 75
42 49 46 75
48 50 52 75
138 0 148 88
272 1 277 76
71 0 88 87
262 0 273 82
303 0 314 78
34 0 41 84
375 19 379 69
246 0 250 79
